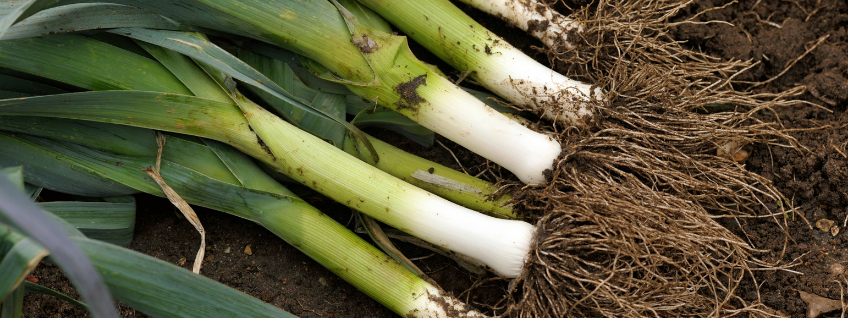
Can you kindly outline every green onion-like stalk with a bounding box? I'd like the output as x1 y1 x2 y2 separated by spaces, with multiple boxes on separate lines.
0 89 537 277
355 0 603 126
341 40 563 184
344 135 515 218
239 96 537 277
0 123 490 317
73 0 561 183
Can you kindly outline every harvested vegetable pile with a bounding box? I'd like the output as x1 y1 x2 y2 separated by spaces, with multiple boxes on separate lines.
0 0 834 317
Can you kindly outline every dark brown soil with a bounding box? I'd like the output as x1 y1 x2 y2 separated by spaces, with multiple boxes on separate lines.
20 0 848 317
668 0 848 317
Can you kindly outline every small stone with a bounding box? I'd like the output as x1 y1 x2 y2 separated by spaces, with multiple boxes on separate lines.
816 219 836 232
244 245 253 255
178 257 187 266
318 277 328 286
224 247 231 254
830 262 845 275
832 225 840 237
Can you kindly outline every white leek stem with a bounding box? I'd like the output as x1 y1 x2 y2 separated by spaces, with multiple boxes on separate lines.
409 286 489 318
458 0 582 49
355 0 604 126
242 100 536 277
472 45 601 125
400 73 563 184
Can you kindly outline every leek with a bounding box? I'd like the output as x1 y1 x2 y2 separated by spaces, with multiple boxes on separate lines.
456 0 581 49
18 0 561 183
354 0 603 126
0 121 488 317
0 31 504 315
0 30 534 277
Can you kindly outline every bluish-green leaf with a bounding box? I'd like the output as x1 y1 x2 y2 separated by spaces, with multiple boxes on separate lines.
1 3 183 40
23 282 89 311
0 0 63 38
0 224 47 302
38 196 136 246
0 284 23 318
0 34 191 94
0 168 119 318
0 116 157 157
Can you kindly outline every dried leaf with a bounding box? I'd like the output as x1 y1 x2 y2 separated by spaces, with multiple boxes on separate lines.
799 290 843 318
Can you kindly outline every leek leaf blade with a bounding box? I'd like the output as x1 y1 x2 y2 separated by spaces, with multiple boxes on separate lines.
112 27 378 160
0 34 191 94
23 282 89 311
1 3 184 40
38 197 137 246
0 0 62 38
0 223 48 302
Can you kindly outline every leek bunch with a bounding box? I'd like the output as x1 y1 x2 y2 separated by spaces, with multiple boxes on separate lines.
0 119 485 317
0 1 613 316
0 0 562 183
0 23 516 316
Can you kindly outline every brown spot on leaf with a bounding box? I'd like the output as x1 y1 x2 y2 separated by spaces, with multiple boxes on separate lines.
351 34 379 53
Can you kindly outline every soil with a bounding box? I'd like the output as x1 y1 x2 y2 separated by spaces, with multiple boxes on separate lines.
19 0 848 317
667 0 848 316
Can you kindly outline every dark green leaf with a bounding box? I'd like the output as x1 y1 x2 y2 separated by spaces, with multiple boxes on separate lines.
0 169 119 318
0 34 191 93
1 3 183 40
23 282 89 311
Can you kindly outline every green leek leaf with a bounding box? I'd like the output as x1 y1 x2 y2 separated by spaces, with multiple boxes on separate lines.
23 282 89 311
38 197 136 246
0 34 191 93
1 3 183 40
0 223 48 301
